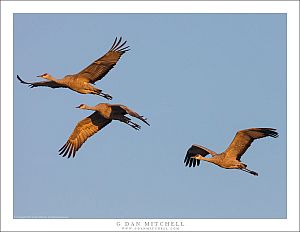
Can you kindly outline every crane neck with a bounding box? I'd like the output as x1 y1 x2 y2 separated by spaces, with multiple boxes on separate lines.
83 105 98 111
198 155 210 161
43 75 58 82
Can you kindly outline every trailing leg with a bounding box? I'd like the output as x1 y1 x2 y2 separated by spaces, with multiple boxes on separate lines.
241 168 258 176
93 88 112 100
117 116 141 130
128 121 141 130
99 92 113 100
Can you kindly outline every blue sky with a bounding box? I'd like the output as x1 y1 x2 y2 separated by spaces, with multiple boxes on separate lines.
13 13 286 219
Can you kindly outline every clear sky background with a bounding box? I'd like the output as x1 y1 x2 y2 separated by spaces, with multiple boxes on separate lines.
13 13 286 219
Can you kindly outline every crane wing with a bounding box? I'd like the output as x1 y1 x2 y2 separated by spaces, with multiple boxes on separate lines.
224 128 278 161
77 37 130 84
17 75 63 88
111 104 150 126
184 144 217 167
58 112 112 158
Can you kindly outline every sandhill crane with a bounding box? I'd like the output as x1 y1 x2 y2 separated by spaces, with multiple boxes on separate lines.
184 128 278 176
17 37 130 100
59 103 150 158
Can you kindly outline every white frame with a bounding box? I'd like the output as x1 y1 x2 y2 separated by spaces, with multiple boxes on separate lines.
1 1 299 231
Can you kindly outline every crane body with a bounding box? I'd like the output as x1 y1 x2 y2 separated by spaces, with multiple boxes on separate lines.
17 37 130 100
59 103 150 158
184 128 279 176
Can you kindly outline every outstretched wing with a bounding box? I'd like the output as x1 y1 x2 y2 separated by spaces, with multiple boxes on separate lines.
77 37 130 84
111 104 150 126
58 112 112 158
224 128 278 161
17 75 63 88
184 144 217 167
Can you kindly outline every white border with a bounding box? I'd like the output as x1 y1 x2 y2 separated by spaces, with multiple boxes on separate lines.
1 1 299 231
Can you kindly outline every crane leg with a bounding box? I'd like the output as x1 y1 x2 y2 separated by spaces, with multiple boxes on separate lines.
128 121 141 130
93 88 113 100
241 168 258 176
98 92 113 100
117 116 141 130
101 93 112 100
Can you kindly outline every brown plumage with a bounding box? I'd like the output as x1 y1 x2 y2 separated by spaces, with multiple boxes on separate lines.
184 128 278 176
59 103 150 158
17 37 130 100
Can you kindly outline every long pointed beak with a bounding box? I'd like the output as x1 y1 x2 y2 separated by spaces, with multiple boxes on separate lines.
75 106 80 108
37 75 43 77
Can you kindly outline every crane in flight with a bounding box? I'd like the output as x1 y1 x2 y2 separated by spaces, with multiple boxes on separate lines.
59 103 150 158
184 128 278 176
17 37 130 100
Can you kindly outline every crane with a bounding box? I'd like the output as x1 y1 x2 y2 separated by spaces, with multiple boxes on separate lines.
59 103 150 158
184 128 278 176
17 37 130 100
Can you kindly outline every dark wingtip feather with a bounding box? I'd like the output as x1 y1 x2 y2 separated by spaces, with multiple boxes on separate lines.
184 155 188 164
119 45 130 51
188 159 193 167
110 37 118 50
72 146 77 158
16 75 23 82
112 37 122 50
58 143 68 156
108 37 130 53
62 149 68 157
17 74 31 85
58 142 68 152
268 130 279 138
261 128 279 138
67 145 74 158
115 40 127 50
193 158 197 167
184 148 201 168
61 142 71 157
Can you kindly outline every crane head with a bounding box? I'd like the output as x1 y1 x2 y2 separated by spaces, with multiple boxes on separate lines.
191 154 202 160
37 73 50 78
76 104 87 109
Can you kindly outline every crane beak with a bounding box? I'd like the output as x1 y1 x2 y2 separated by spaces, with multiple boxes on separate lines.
37 75 42 77
75 106 80 108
